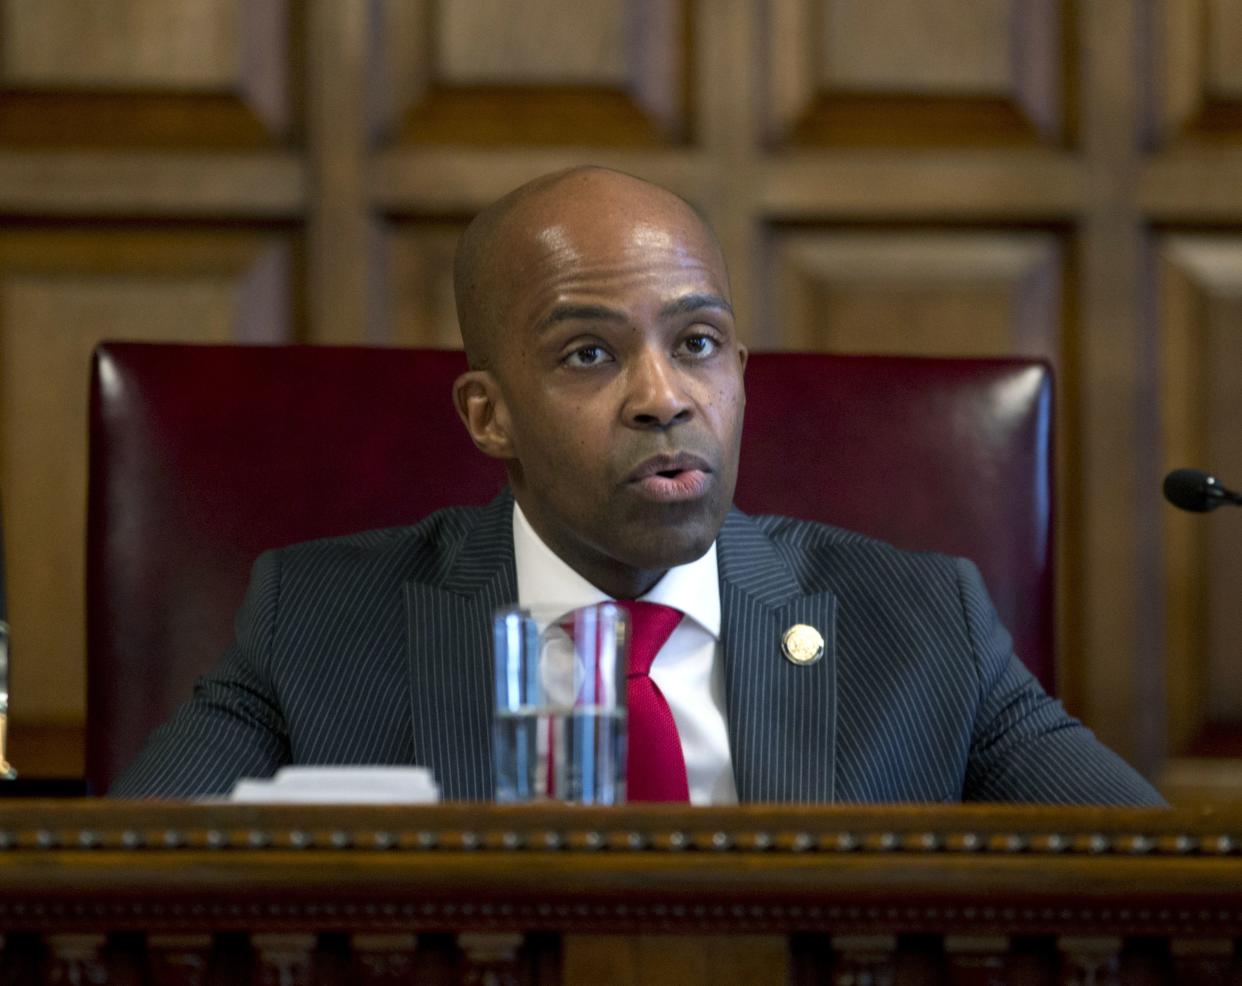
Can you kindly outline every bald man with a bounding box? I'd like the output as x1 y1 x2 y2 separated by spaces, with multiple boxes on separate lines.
114 168 1163 806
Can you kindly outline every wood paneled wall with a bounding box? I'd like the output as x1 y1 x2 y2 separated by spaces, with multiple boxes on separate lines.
0 0 1238 798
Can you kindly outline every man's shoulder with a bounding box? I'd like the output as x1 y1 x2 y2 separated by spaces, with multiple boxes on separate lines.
741 511 963 589
265 501 502 582
745 511 937 559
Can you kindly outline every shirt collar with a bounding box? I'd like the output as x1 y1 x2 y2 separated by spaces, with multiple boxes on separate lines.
512 501 721 638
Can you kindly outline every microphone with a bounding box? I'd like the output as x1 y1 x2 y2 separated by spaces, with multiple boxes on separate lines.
1163 468 1242 512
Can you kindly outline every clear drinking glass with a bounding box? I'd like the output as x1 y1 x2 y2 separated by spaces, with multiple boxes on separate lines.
492 603 628 804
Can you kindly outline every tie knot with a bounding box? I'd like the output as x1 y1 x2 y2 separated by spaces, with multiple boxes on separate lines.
613 600 683 676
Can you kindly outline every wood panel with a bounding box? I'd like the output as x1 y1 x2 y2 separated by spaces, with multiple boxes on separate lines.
764 0 1069 146
305 0 371 345
0 229 293 726
0 0 296 147
767 230 1063 356
1157 234 1242 760
438 1 629 84
820 1 1012 93
0 152 305 218
375 0 691 147
564 935 786 986
384 222 469 348
3 0 240 87
1208 0 1242 99
1148 0 1242 145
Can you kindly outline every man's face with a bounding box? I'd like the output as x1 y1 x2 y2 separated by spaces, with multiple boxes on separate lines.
476 183 746 597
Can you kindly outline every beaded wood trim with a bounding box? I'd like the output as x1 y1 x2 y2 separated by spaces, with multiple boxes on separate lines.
0 824 1230 855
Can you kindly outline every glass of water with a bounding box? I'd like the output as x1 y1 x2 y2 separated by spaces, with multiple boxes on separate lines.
492 603 628 804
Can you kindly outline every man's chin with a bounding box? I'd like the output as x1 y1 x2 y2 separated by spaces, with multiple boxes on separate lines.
614 518 721 572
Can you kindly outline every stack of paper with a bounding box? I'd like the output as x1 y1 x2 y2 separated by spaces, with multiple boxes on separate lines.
229 766 439 804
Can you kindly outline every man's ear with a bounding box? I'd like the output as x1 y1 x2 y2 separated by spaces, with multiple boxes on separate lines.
452 370 514 460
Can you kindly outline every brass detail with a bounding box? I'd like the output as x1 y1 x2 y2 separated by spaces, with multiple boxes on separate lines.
781 624 825 666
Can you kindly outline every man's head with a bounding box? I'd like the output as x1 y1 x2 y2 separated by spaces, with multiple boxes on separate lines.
452 166 747 598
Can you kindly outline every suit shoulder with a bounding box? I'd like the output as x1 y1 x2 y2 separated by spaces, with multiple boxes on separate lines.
748 513 960 589
265 503 494 582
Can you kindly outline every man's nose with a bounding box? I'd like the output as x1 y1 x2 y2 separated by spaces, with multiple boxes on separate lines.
624 348 692 428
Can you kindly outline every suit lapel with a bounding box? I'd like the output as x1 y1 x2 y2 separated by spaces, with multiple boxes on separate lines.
718 510 838 803
405 492 517 800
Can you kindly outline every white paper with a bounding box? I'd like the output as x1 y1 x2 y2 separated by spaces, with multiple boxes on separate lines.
229 765 440 804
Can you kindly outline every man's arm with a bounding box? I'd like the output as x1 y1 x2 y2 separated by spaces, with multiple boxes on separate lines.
109 551 291 798
957 558 1166 806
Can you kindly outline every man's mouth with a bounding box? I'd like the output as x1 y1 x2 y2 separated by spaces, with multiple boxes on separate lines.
626 453 713 502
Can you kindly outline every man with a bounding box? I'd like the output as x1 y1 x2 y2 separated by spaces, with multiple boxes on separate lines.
114 167 1163 805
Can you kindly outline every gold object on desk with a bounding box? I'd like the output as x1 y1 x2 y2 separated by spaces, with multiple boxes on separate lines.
0 620 16 780
0 492 13 781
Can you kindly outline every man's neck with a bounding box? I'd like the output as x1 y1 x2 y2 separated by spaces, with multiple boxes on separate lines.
543 544 665 600
511 500 666 599
513 500 722 638
513 509 666 599
592 567 666 601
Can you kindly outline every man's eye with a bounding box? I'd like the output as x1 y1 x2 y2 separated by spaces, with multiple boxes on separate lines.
563 345 611 368
680 334 719 358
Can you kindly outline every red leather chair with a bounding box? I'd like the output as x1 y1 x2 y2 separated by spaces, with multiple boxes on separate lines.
87 344 1052 793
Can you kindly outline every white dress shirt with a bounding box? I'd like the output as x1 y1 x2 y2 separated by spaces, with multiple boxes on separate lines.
512 503 738 804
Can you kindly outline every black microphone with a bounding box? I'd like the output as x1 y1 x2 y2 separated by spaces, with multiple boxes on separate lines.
1163 468 1242 512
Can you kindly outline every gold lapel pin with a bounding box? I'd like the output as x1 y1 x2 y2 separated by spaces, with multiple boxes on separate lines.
781 624 825 666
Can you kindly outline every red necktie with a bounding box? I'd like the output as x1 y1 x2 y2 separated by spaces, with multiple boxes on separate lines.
615 600 689 802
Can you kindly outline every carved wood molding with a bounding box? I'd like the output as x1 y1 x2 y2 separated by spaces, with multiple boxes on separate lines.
0 803 1240 936
0 800 1231 855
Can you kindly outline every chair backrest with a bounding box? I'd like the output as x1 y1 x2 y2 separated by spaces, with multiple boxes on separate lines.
87 344 1052 793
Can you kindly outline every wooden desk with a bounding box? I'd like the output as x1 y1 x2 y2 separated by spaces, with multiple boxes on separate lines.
0 801 1237 984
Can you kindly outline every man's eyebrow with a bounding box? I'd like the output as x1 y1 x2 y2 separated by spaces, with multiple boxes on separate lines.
540 304 628 330
659 293 734 319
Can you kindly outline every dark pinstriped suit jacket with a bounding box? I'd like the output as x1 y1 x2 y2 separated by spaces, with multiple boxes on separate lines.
112 491 1163 804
